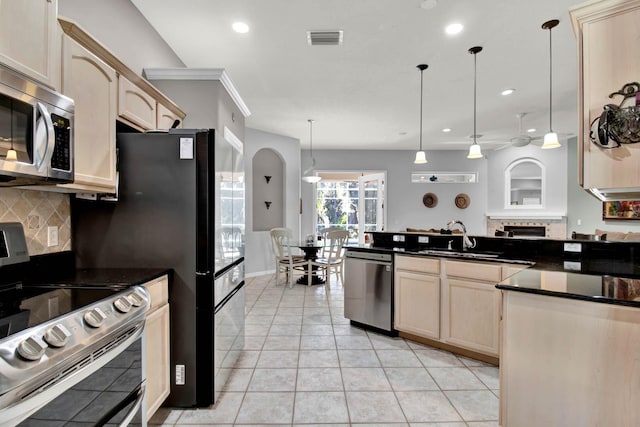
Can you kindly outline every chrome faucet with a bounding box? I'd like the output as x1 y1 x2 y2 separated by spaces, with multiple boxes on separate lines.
446 220 476 250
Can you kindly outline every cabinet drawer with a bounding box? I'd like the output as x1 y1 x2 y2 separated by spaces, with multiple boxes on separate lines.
144 275 169 311
395 255 440 274
445 260 502 282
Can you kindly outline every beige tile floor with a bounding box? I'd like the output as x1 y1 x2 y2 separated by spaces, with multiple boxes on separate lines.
150 272 500 427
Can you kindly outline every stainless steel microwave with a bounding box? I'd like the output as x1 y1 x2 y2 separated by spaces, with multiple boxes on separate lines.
0 65 74 186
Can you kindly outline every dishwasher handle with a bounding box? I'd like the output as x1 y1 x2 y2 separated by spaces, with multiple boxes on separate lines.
345 251 392 263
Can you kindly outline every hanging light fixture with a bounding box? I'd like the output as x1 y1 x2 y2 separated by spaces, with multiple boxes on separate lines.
541 19 561 149
302 119 322 183
5 141 17 161
467 46 483 159
414 64 429 164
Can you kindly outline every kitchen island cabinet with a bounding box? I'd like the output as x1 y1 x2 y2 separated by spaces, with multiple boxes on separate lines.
393 253 526 362
0 0 60 89
394 255 440 340
143 274 170 420
498 270 640 427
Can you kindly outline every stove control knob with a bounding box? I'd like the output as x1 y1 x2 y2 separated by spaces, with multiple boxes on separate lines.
17 335 48 361
113 296 132 313
44 324 72 348
127 291 145 307
83 307 107 328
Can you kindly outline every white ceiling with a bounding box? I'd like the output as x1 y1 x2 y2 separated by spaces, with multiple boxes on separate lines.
132 0 581 151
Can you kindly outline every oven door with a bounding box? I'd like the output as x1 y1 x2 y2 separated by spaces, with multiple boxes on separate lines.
4 323 147 427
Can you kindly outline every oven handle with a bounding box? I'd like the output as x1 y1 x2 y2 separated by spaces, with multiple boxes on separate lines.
95 383 146 427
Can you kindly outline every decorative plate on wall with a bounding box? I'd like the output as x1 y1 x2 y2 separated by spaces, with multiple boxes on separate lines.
455 193 470 209
423 192 438 208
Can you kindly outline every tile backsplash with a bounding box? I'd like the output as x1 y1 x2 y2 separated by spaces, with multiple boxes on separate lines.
0 188 71 255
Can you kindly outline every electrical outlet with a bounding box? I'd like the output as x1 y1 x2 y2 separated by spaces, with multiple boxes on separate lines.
47 226 59 247
175 365 185 385
563 242 582 253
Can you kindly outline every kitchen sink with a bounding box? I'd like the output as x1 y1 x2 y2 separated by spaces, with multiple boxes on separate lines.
417 249 501 259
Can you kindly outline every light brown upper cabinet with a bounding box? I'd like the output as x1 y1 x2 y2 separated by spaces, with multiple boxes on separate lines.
0 0 61 89
59 35 117 192
570 0 640 192
118 75 157 131
157 102 182 129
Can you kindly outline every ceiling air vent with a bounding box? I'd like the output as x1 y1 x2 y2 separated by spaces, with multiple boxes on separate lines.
307 30 343 46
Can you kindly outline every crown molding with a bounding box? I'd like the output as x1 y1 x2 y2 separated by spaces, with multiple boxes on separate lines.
144 68 251 117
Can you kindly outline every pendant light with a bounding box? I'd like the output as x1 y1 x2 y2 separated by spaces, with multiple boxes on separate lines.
302 119 322 183
414 64 428 164
467 46 483 159
5 142 17 161
541 19 561 149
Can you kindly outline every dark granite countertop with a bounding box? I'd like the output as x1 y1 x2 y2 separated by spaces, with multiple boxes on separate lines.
345 243 640 308
1 251 171 291
496 269 640 308
25 268 171 290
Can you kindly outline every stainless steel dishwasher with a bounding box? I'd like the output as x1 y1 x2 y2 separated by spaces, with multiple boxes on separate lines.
344 250 396 335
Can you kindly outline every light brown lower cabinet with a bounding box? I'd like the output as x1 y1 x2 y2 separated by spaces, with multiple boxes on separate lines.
143 275 170 420
500 290 640 426
394 255 526 359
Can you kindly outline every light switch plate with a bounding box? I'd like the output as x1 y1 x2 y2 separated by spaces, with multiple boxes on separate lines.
47 226 58 247
418 236 429 243
392 235 405 242
563 242 582 253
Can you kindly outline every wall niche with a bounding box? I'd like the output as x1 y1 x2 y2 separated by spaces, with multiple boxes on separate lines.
252 148 284 231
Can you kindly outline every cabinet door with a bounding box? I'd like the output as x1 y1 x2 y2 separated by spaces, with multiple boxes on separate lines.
574 2 640 189
442 278 500 357
60 36 117 191
394 270 440 339
145 303 170 420
118 76 156 131
156 103 182 129
0 0 60 89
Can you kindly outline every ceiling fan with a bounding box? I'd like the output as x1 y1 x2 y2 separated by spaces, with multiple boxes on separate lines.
506 112 543 148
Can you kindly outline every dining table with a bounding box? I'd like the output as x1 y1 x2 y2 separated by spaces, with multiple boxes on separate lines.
295 242 325 285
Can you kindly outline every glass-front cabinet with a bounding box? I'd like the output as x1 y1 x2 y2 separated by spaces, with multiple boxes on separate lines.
505 159 544 209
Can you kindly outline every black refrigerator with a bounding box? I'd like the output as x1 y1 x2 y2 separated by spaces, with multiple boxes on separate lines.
72 128 245 407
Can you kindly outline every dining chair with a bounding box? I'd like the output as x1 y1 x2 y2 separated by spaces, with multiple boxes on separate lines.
270 228 308 288
319 226 342 257
311 229 349 286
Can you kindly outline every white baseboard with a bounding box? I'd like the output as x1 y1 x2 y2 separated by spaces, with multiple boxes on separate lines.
246 269 275 278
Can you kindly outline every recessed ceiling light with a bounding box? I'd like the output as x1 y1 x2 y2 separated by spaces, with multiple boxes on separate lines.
445 23 464 35
421 0 438 9
232 22 249 33
527 128 536 133
501 88 515 96
442 128 451 132
399 131 407 136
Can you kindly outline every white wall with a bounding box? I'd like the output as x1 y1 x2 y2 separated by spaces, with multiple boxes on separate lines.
300 150 489 236
566 137 640 235
59 0 184 73
486 143 568 217
245 128 301 276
